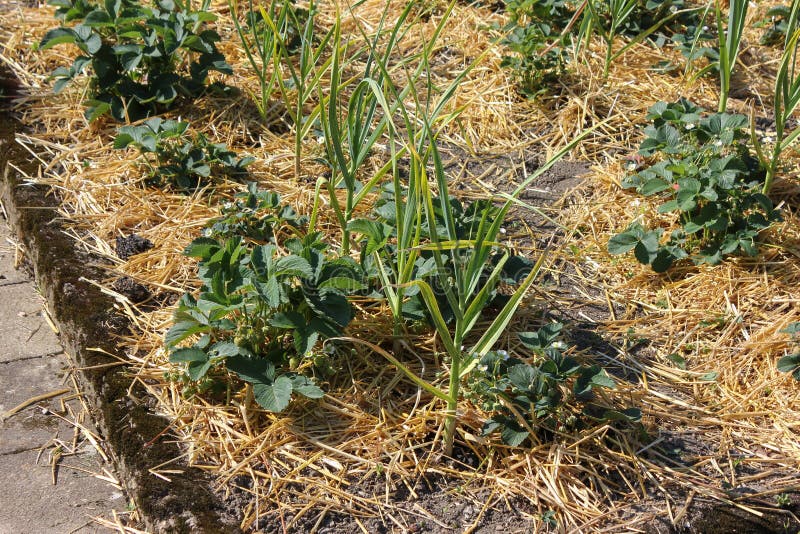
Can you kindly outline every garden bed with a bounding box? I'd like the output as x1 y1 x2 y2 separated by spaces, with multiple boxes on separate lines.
1 0 800 531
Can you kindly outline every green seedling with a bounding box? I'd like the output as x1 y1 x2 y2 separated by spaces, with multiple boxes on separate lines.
114 118 254 190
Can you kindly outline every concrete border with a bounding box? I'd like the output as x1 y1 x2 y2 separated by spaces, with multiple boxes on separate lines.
0 105 241 531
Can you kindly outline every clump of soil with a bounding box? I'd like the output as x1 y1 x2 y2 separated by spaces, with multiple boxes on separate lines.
115 234 153 260
112 276 151 303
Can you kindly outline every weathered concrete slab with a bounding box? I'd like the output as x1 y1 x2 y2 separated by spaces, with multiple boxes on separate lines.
0 282 63 363
0 447 125 533
0 353 67 412
0 237 27 286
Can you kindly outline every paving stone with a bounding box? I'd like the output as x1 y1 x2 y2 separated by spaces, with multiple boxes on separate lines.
0 447 124 533
0 282 63 363
0 225 27 286
0 353 67 413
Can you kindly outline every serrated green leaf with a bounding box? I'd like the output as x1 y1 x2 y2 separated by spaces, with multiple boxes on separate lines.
169 347 208 363
274 255 313 278
184 237 220 259
507 364 536 391
211 341 241 358
608 232 640 255
289 375 324 399
270 311 305 330
252 376 293 412
165 320 208 347
227 355 275 384
500 423 530 447
776 354 800 376
318 276 366 291
641 178 670 196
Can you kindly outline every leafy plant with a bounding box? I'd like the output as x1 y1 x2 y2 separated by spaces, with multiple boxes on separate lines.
670 14 719 76
466 323 640 446
39 0 231 121
777 322 800 381
267 0 335 179
759 5 793 46
360 187 533 327
349 119 593 455
499 0 703 92
609 99 780 271
579 0 701 80
499 0 573 97
204 182 306 243
584 0 638 80
114 117 254 190
316 14 393 255
165 229 364 411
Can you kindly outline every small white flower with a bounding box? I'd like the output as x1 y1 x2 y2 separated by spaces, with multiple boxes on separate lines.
552 341 566 350
631 199 641 208
714 140 723 147
477 364 488 372
761 136 774 144
702 25 709 31
497 349 509 361
685 123 695 130
499 227 507 235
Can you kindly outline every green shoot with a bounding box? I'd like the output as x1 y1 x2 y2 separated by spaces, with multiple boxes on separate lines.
756 0 800 195
716 0 749 112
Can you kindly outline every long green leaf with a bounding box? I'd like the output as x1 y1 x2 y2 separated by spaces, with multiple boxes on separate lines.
463 249 549 377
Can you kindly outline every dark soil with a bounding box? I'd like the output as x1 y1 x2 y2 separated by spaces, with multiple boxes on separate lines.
112 275 151 303
115 234 154 260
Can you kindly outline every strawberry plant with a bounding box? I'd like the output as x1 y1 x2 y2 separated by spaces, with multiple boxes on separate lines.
114 118 254 190
466 323 640 446
165 229 364 412
498 0 573 97
39 0 231 121
204 182 306 243
609 99 780 272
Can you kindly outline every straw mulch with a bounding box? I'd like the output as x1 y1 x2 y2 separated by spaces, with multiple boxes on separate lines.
1 0 799 531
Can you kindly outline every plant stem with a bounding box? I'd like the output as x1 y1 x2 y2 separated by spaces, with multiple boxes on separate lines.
442 350 462 456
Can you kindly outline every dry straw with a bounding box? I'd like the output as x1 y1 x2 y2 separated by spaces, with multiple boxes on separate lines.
2 0 799 531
